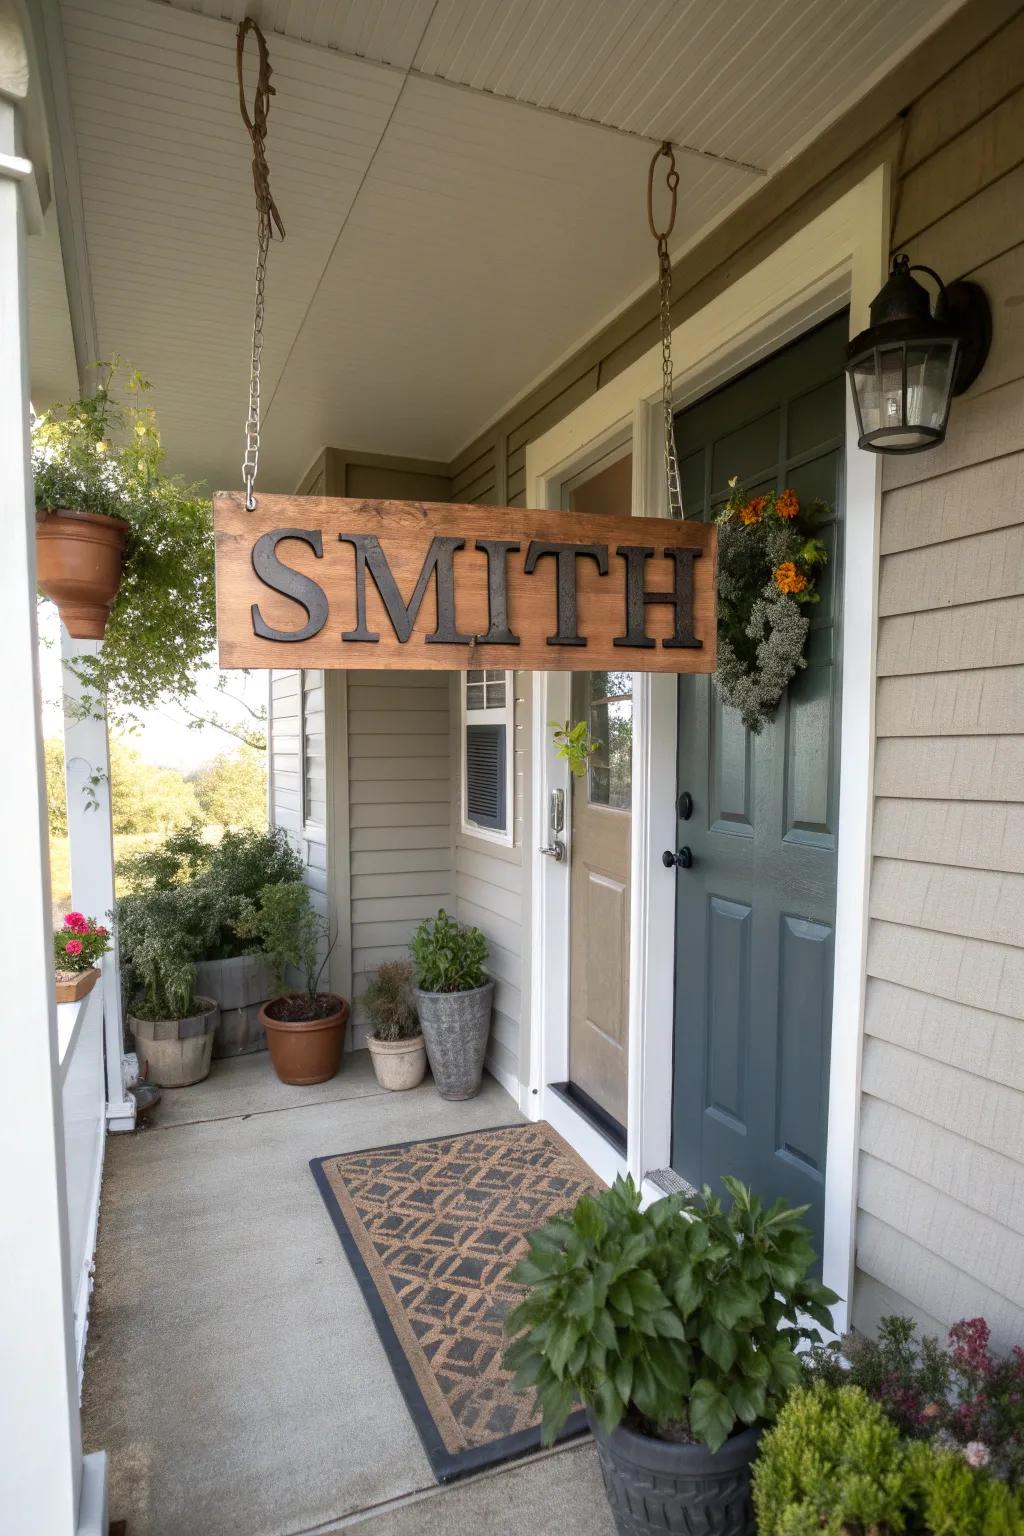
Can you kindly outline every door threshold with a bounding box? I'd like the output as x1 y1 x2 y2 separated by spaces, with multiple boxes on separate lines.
548 1082 627 1155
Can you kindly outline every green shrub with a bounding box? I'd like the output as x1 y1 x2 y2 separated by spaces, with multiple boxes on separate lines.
504 1174 836 1452
410 909 487 993
361 961 420 1041
234 881 332 1005
118 883 216 1020
754 1383 1024 1536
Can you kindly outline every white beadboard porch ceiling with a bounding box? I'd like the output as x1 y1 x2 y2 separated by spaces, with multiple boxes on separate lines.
32 0 964 493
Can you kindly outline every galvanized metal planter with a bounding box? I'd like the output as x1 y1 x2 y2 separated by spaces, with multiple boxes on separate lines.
413 980 493 1100
588 1413 760 1536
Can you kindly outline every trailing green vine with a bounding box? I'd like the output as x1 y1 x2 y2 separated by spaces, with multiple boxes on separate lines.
715 478 830 733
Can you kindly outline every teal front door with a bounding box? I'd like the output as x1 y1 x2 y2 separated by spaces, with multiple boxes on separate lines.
670 313 848 1256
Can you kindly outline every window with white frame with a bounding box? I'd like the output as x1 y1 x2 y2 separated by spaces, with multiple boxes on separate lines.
461 669 514 842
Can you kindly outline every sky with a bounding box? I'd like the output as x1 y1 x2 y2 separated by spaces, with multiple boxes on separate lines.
37 602 269 771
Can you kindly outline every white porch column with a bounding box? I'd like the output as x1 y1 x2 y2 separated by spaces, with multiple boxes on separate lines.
0 6 105 1530
62 633 136 1130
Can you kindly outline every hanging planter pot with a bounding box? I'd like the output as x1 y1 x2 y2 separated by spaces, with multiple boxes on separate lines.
35 508 129 639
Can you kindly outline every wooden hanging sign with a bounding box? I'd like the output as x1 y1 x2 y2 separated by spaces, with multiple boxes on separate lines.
214 492 717 673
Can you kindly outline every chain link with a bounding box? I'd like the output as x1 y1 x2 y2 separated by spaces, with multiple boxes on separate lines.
647 143 684 520
236 19 284 510
243 206 270 510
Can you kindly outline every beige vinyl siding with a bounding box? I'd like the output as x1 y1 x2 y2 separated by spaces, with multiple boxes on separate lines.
852 18 1024 1347
349 671 454 1048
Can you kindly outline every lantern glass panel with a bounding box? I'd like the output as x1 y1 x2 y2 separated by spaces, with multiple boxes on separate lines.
905 340 957 433
850 353 880 436
879 346 905 432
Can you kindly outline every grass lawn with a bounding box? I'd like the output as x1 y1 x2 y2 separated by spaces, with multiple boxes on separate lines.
49 832 167 922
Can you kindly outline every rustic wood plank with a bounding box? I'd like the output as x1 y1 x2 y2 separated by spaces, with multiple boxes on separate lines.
214 493 716 673
877 596 1024 675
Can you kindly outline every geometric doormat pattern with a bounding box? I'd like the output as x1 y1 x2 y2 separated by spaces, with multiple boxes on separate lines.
310 1122 602 1481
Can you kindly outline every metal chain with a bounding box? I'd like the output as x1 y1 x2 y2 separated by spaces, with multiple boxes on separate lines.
647 143 684 519
236 18 285 510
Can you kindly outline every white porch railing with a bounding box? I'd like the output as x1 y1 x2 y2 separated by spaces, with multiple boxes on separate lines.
57 967 108 1386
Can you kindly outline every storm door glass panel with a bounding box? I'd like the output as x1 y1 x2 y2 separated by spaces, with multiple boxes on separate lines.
588 671 632 810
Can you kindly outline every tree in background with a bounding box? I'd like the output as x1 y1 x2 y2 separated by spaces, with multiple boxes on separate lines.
45 736 201 836
191 749 267 830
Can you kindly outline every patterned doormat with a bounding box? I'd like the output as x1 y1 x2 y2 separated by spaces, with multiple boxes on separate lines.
310 1121 602 1482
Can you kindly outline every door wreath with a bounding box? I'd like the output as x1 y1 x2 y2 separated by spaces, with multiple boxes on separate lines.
714 478 830 732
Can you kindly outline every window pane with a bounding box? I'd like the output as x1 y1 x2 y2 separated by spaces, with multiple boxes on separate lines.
466 682 484 710
485 678 506 708
468 669 484 684
587 671 631 810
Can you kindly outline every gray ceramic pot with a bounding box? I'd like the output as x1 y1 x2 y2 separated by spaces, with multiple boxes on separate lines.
413 980 493 1100
588 1411 760 1536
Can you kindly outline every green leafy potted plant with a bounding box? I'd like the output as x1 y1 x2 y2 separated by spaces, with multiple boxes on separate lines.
237 881 348 1085
361 960 426 1091
118 824 302 1057
53 912 112 1003
505 1175 837 1536
410 909 491 1100
118 884 220 1088
32 360 215 723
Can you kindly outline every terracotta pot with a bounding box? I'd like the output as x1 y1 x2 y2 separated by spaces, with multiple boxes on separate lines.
259 995 349 1085
36 508 129 638
55 966 100 1004
367 1033 427 1091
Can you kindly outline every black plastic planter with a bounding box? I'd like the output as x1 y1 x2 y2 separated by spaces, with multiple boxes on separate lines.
587 1412 760 1536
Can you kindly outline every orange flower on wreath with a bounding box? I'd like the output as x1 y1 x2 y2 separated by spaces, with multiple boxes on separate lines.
739 495 768 525
774 561 809 595
776 488 800 520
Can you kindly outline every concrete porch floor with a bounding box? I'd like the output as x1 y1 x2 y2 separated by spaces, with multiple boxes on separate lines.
82 1049 615 1536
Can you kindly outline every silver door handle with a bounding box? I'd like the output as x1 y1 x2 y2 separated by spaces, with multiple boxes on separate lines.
539 839 566 862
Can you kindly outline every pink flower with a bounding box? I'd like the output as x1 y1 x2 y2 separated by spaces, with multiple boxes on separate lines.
64 912 87 932
963 1441 991 1468
64 939 83 956
950 1317 993 1374
95 926 109 937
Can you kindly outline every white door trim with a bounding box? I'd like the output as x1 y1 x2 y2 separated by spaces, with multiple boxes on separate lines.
525 165 889 1332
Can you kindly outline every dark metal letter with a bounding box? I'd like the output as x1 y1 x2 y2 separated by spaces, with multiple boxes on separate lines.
523 541 609 646
474 539 521 645
614 545 702 650
339 534 472 645
251 528 328 642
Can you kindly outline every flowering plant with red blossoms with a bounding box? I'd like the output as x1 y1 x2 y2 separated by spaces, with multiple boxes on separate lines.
53 912 112 975
807 1313 1024 1487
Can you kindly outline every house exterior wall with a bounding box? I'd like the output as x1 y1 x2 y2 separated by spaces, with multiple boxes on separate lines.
851 17 1024 1347
269 2 1023 1340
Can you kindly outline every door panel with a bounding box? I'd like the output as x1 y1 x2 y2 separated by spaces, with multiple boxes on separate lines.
671 313 847 1255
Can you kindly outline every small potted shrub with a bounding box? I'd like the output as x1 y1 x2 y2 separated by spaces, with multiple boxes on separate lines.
410 909 491 1100
238 881 348 1085
505 1176 837 1536
53 912 112 1003
119 885 218 1088
119 824 302 1057
361 960 426 1091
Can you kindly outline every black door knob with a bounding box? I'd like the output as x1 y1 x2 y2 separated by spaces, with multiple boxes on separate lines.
662 847 694 870
678 791 694 821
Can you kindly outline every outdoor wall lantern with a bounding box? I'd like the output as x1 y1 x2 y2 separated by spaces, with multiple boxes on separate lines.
846 254 991 453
